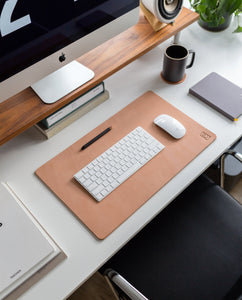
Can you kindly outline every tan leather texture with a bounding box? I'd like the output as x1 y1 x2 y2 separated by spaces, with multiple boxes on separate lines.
36 91 216 239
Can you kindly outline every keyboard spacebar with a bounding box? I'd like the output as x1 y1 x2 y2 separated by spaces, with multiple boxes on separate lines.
117 162 142 184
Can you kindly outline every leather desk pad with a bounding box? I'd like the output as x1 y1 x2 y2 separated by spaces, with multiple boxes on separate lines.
36 91 216 239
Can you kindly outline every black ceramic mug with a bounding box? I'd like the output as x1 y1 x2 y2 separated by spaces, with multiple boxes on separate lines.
161 44 195 83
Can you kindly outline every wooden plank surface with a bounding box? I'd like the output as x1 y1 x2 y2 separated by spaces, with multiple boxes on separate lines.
0 8 198 145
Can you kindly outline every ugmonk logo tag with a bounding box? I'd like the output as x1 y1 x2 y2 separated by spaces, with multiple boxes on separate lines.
200 131 211 140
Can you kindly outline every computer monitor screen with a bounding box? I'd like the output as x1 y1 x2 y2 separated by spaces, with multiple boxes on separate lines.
0 0 139 103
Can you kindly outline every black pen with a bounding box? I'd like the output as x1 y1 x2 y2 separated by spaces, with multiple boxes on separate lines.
81 127 112 150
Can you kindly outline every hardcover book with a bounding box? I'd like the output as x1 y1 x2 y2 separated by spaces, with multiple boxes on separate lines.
189 72 242 121
35 90 109 139
42 82 105 128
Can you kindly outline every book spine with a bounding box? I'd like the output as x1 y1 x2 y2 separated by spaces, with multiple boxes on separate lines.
35 90 109 139
42 82 104 128
188 89 234 121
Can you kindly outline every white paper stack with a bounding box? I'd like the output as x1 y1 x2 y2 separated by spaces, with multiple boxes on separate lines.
0 183 61 299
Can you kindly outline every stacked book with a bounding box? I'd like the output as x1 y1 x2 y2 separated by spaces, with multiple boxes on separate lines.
35 82 109 138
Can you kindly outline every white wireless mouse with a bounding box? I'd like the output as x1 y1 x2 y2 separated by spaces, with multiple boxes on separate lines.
154 114 186 139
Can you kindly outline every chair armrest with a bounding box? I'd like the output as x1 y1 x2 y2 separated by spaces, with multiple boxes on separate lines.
219 150 242 188
105 269 148 300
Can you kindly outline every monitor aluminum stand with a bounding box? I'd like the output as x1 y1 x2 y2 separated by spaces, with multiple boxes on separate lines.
31 61 94 104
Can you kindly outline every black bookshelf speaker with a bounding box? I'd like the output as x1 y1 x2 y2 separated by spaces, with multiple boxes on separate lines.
142 0 183 23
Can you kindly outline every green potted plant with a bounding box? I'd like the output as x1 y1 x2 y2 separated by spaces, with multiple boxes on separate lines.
189 0 242 32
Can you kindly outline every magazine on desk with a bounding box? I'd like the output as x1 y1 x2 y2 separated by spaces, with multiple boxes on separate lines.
0 182 66 300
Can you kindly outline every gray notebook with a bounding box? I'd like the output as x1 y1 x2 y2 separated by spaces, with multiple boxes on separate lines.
189 72 242 121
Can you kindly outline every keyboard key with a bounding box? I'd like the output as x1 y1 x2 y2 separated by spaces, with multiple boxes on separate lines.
117 162 141 184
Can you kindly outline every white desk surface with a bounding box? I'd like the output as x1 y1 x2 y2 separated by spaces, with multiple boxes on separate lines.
0 5 242 299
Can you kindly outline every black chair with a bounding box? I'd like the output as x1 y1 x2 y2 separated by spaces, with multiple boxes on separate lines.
100 174 242 300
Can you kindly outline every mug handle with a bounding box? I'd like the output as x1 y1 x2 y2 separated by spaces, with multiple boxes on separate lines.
186 50 195 69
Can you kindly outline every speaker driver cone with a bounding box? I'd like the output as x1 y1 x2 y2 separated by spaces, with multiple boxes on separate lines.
142 0 183 23
159 0 182 21
164 0 179 13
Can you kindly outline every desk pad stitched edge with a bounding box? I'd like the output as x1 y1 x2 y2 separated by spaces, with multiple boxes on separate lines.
36 91 216 239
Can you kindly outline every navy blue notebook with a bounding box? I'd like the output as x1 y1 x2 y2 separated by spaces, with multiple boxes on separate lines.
189 72 242 121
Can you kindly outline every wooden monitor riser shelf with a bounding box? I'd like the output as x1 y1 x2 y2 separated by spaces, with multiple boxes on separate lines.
0 8 198 146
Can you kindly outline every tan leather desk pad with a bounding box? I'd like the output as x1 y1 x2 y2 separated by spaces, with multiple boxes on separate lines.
36 91 216 239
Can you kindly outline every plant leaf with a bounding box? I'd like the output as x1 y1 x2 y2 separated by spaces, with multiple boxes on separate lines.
233 25 242 32
190 0 242 31
220 0 242 14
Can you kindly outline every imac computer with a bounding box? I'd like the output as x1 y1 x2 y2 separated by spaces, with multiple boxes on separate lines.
0 0 139 104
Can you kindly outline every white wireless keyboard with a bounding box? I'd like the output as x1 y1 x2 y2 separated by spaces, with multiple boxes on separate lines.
74 127 165 202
